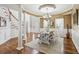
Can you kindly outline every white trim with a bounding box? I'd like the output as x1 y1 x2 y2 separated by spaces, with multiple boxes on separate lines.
0 38 10 45
16 47 24 50
23 38 26 40
24 43 27 46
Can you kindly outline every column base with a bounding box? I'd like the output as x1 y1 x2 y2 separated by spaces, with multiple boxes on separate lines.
16 46 24 50
24 43 27 46
23 38 26 40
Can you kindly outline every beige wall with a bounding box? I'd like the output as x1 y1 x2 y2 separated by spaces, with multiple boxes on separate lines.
40 17 55 28
64 14 72 29
40 14 72 29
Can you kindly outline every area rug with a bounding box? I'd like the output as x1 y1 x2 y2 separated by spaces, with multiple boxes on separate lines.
26 37 64 54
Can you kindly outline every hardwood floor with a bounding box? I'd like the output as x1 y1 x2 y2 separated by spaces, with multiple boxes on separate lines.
0 37 44 54
0 33 78 54
64 37 78 54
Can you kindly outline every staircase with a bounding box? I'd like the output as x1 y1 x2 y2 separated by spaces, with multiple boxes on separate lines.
8 9 25 38
10 17 25 38
10 18 19 38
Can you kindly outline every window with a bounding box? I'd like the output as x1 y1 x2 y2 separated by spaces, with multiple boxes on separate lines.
55 18 64 29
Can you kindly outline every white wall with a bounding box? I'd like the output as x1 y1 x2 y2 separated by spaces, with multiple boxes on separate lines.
0 6 41 45
25 14 40 33
0 7 11 44
72 27 79 53
0 7 19 45
71 5 79 53
30 16 40 33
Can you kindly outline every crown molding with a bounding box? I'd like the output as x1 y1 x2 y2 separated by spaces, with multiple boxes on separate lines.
23 10 42 17
22 8 72 18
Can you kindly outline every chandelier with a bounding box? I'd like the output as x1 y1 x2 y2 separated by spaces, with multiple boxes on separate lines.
39 4 56 32
39 4 56 21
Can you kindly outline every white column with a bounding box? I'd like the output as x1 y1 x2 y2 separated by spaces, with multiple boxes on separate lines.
24 14 31 46
32 33 35 40
23 12 27 40
16 4 24 50
23 12 28 45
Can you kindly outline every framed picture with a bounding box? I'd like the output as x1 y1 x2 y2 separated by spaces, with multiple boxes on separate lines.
73 9 78 25
0 17 6 27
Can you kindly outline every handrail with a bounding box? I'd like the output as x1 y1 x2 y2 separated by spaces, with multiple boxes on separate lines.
8 9 18 21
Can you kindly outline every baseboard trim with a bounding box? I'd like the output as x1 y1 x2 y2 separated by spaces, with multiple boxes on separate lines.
0 37 18 45
0 38 10 45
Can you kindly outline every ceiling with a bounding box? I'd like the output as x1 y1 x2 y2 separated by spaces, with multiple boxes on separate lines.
23 4 73 16
0 4 73 16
